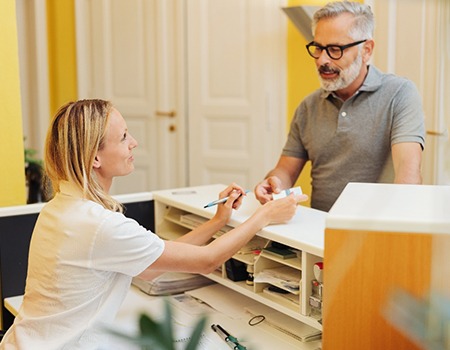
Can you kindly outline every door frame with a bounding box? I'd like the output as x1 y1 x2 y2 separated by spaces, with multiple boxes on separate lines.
16 0 50 160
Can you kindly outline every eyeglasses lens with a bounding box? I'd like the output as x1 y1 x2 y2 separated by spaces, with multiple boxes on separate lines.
307 44 342 60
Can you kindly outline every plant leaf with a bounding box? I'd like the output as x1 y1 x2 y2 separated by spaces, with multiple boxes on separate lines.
184 316 207 350
139 313 170 349
160 299 175 350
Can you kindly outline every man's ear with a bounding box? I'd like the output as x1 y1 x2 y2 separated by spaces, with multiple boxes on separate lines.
93 155 101 169
362 39 374 63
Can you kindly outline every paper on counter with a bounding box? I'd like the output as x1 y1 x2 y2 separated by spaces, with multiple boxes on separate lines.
186 284 261 320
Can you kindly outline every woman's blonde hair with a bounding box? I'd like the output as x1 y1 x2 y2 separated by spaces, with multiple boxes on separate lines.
44 99 123 212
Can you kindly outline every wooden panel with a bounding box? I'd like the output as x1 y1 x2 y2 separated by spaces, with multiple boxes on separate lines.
322 228 433 350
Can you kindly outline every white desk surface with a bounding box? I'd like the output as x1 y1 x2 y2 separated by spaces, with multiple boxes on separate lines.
327 182 450 234
4 285 321 350
153 184 327 257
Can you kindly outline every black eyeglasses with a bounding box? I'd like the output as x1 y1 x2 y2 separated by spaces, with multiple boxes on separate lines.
306 39 367 60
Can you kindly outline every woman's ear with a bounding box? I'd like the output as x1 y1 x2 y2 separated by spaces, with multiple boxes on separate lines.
93 155 101 169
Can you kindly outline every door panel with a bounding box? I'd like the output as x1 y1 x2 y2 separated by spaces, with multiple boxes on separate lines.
75 0 184 194
187 0 287 189
76 0 286 194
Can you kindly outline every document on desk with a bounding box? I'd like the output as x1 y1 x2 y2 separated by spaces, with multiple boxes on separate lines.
186 284 262 319
244 304 321 343
173 327 217 350
186 284 322 349
132 272 214 296
168 294 232 350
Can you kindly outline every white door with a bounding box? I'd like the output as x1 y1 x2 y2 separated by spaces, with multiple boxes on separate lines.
370 0 450 185
187 0 287 189
75 0 186 195
76 0 287 194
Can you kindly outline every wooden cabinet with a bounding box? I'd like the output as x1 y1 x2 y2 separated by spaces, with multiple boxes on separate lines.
152 184 326 332
323 182 450 350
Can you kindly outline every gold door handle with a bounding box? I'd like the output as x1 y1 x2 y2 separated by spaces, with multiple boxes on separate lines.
426 129 448 137
155 110 176 118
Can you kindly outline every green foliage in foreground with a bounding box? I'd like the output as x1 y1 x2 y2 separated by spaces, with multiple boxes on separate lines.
108 299 206 350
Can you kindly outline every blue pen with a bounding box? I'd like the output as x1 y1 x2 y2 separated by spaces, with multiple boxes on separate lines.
203 190 250 208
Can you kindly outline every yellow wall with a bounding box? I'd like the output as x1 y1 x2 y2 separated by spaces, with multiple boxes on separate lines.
46 0 78 116
0 0 26 206
0 1 77 207
286 0 363 206
287 0 328 206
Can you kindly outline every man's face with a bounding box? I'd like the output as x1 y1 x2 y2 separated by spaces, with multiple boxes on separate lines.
318 50 363 92
313 13 371 94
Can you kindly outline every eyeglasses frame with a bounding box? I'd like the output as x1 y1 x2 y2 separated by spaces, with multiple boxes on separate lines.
305 39 367 60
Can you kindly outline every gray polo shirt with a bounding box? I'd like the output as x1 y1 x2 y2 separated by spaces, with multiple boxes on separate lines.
282 65 425 212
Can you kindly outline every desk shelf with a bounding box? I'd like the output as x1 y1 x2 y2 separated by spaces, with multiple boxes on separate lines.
153 184 325 332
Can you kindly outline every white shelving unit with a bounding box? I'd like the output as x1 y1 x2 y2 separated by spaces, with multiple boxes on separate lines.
152 184 326 331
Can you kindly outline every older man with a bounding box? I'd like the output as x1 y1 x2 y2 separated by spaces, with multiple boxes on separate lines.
255 1 425 212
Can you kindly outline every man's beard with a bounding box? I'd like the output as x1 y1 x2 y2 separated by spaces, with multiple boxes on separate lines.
318 52 363 92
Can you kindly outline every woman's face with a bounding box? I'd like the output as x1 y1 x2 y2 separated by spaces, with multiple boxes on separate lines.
94 108 138 188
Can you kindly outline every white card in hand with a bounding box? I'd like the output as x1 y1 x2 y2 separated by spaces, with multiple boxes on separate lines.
272 186 303 200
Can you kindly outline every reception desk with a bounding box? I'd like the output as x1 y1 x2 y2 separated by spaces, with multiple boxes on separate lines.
323 183 450 350
1 185 325 349
4 284 319 350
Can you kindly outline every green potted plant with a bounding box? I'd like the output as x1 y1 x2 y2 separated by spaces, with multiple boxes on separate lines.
108 300 207 350
24 145 51 203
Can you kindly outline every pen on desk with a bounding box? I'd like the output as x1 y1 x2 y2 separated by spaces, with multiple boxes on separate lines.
211 324 247 350
203 190 250 208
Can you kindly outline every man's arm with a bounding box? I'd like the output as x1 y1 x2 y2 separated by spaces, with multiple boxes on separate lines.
392 142 423 184
254 156 307 204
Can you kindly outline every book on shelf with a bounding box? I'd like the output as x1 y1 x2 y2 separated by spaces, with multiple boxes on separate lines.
263 246 298 259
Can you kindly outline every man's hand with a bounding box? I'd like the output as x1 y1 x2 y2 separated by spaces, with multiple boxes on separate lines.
254 176 283 204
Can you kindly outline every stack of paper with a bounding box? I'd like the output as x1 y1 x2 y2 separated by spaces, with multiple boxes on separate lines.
255 266 301 293
132 272 215 296
180 214 232 236
180 214 208 227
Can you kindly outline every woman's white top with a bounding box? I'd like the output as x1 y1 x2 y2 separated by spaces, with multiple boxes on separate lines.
0 182 165 350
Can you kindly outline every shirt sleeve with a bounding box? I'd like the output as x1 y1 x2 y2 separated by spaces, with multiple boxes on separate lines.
90 211 165 276
390 79 426 149
282 103 309 159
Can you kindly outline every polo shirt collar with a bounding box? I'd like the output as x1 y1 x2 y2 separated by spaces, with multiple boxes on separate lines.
320 65 382 100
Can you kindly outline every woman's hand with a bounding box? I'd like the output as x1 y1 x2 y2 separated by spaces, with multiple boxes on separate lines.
257 193 308 225
212 183 247 225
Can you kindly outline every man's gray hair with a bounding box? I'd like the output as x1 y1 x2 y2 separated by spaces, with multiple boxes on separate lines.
312 1 374 40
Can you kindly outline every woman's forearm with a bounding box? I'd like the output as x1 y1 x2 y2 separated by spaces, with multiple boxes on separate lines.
174 215 227 246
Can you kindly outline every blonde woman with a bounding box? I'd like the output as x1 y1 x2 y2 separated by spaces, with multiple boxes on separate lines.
0 99 305 349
